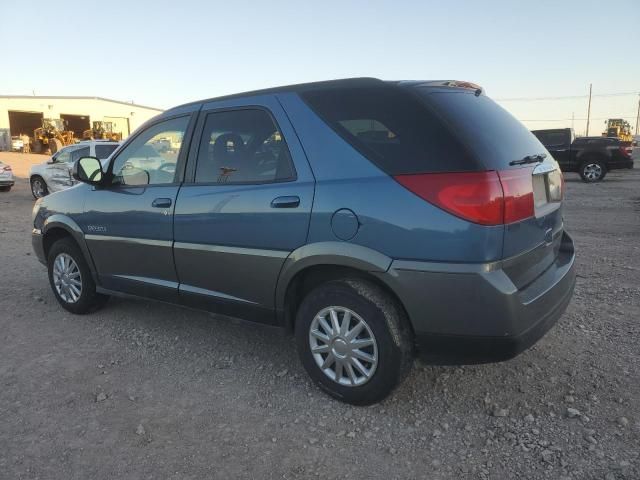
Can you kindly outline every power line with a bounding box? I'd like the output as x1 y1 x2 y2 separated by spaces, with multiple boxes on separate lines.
495 91 639 101
523 115 636 121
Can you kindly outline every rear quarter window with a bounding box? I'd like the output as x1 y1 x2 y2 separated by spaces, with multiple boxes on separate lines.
301 86 480 174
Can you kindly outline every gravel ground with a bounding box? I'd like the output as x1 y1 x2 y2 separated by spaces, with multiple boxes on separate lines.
0 152 639 479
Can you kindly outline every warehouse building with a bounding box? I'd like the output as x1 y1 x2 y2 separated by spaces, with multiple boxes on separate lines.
0 95 163 151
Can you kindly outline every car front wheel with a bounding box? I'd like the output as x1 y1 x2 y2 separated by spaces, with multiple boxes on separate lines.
295 279 413 405
31 176 48 199
47 237 109 314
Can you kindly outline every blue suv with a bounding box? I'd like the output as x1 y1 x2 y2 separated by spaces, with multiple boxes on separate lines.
32 78 576 404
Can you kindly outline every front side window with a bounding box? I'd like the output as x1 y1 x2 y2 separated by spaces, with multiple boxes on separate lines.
54 148 72 163
111 116 189 186
195 109 294 184
70 146 90 163
95 144 119 159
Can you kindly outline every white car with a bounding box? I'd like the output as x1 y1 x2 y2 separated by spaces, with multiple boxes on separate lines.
29 140 120 199
0 160 14 192
11 136 24 152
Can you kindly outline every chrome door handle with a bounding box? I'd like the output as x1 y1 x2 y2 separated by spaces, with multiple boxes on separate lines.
270 196 300 208
152 198 172 208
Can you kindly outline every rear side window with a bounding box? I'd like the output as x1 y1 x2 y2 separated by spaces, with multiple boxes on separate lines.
301 86 478 174
533 131 567 147
194 109 295 184
95 144 119 159
418 89 548 170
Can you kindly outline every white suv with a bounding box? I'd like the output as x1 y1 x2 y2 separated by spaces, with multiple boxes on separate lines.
29 140 120 198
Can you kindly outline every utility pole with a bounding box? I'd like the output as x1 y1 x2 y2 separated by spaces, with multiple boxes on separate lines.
586 83 592 136
571 112 575 130
635 94 640 135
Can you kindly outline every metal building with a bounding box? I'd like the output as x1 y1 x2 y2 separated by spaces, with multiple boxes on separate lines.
0 95 163 151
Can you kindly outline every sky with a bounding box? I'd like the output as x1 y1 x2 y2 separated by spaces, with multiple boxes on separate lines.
2 0 639 134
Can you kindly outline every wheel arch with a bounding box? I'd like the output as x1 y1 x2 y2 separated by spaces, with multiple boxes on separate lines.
275 242 411 333
42 215 98 281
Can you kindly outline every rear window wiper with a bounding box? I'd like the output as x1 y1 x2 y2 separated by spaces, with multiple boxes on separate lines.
509 153 546 166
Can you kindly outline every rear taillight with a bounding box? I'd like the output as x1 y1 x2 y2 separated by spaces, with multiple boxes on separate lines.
2 165 11 172
394 168 535 226
619 146 632 157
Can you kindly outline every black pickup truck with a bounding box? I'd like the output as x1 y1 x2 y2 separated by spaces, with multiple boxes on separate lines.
532 128 634 182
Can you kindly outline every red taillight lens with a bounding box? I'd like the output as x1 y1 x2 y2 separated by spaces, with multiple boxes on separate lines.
498 168 535 224
394 168 535 226
619 146 632 158
394 171 504 225
2 165 11 172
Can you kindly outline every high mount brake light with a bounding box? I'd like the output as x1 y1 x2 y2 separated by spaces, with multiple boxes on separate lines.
394 168 536 226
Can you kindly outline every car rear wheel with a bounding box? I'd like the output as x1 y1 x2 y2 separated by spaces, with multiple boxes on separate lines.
0 186 11 192
30 176 48 199
295 279 413 405
47 237 109 314
579 160 606 182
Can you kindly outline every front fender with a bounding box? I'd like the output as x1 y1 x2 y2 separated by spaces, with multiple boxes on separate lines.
42 214 97 280
275 241 392 313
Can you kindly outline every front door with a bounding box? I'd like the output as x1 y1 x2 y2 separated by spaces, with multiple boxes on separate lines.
46 144 89 193
174 97 314 323
80 114 193 301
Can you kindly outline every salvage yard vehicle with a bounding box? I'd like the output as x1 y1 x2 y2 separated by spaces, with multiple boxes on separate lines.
0 160 14 191
82 121 123 142
10 136 24 152
532 128 634 182
29 140 120 198
31 78 576 405
33 119 76 154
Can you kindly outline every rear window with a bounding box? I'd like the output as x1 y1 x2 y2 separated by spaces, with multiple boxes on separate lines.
301 86 479 174
417 89 548 170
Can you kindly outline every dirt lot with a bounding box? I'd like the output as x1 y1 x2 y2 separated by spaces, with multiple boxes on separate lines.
0 151 639 479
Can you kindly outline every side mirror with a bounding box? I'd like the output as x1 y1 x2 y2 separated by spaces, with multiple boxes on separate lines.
73 156 104 185
47 159 55 164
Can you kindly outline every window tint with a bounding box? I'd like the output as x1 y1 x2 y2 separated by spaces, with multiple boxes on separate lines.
111 116 189 186
533 131 567 147
54 149 71 163
419 89 548 170
95 144 119 159
70 146 90 163
194 109 294 184
301 86 478 174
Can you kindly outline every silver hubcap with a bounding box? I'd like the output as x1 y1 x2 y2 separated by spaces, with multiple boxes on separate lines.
583 163 602 180
309 306 378 387
53 253 82 303
32 179 45 197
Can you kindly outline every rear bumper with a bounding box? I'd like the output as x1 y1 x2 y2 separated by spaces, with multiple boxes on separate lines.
608 159 634 170
377 232 576 364
0 179 14 186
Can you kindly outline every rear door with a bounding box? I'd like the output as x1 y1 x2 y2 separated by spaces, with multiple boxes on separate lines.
174 95 314 323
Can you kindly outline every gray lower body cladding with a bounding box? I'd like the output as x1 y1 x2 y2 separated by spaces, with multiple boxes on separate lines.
376 232 576 364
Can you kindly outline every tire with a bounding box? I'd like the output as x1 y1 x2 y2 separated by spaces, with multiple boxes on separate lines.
47 237 109 314
295 278 413 405
579 159 607 182
30 176 48 199
0 186 11 192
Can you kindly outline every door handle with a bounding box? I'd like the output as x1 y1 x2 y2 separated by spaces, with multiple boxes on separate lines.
152 198 172 208
270 196 300 208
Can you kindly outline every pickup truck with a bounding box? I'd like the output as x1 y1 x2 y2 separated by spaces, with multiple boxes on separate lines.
532 128 634 182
